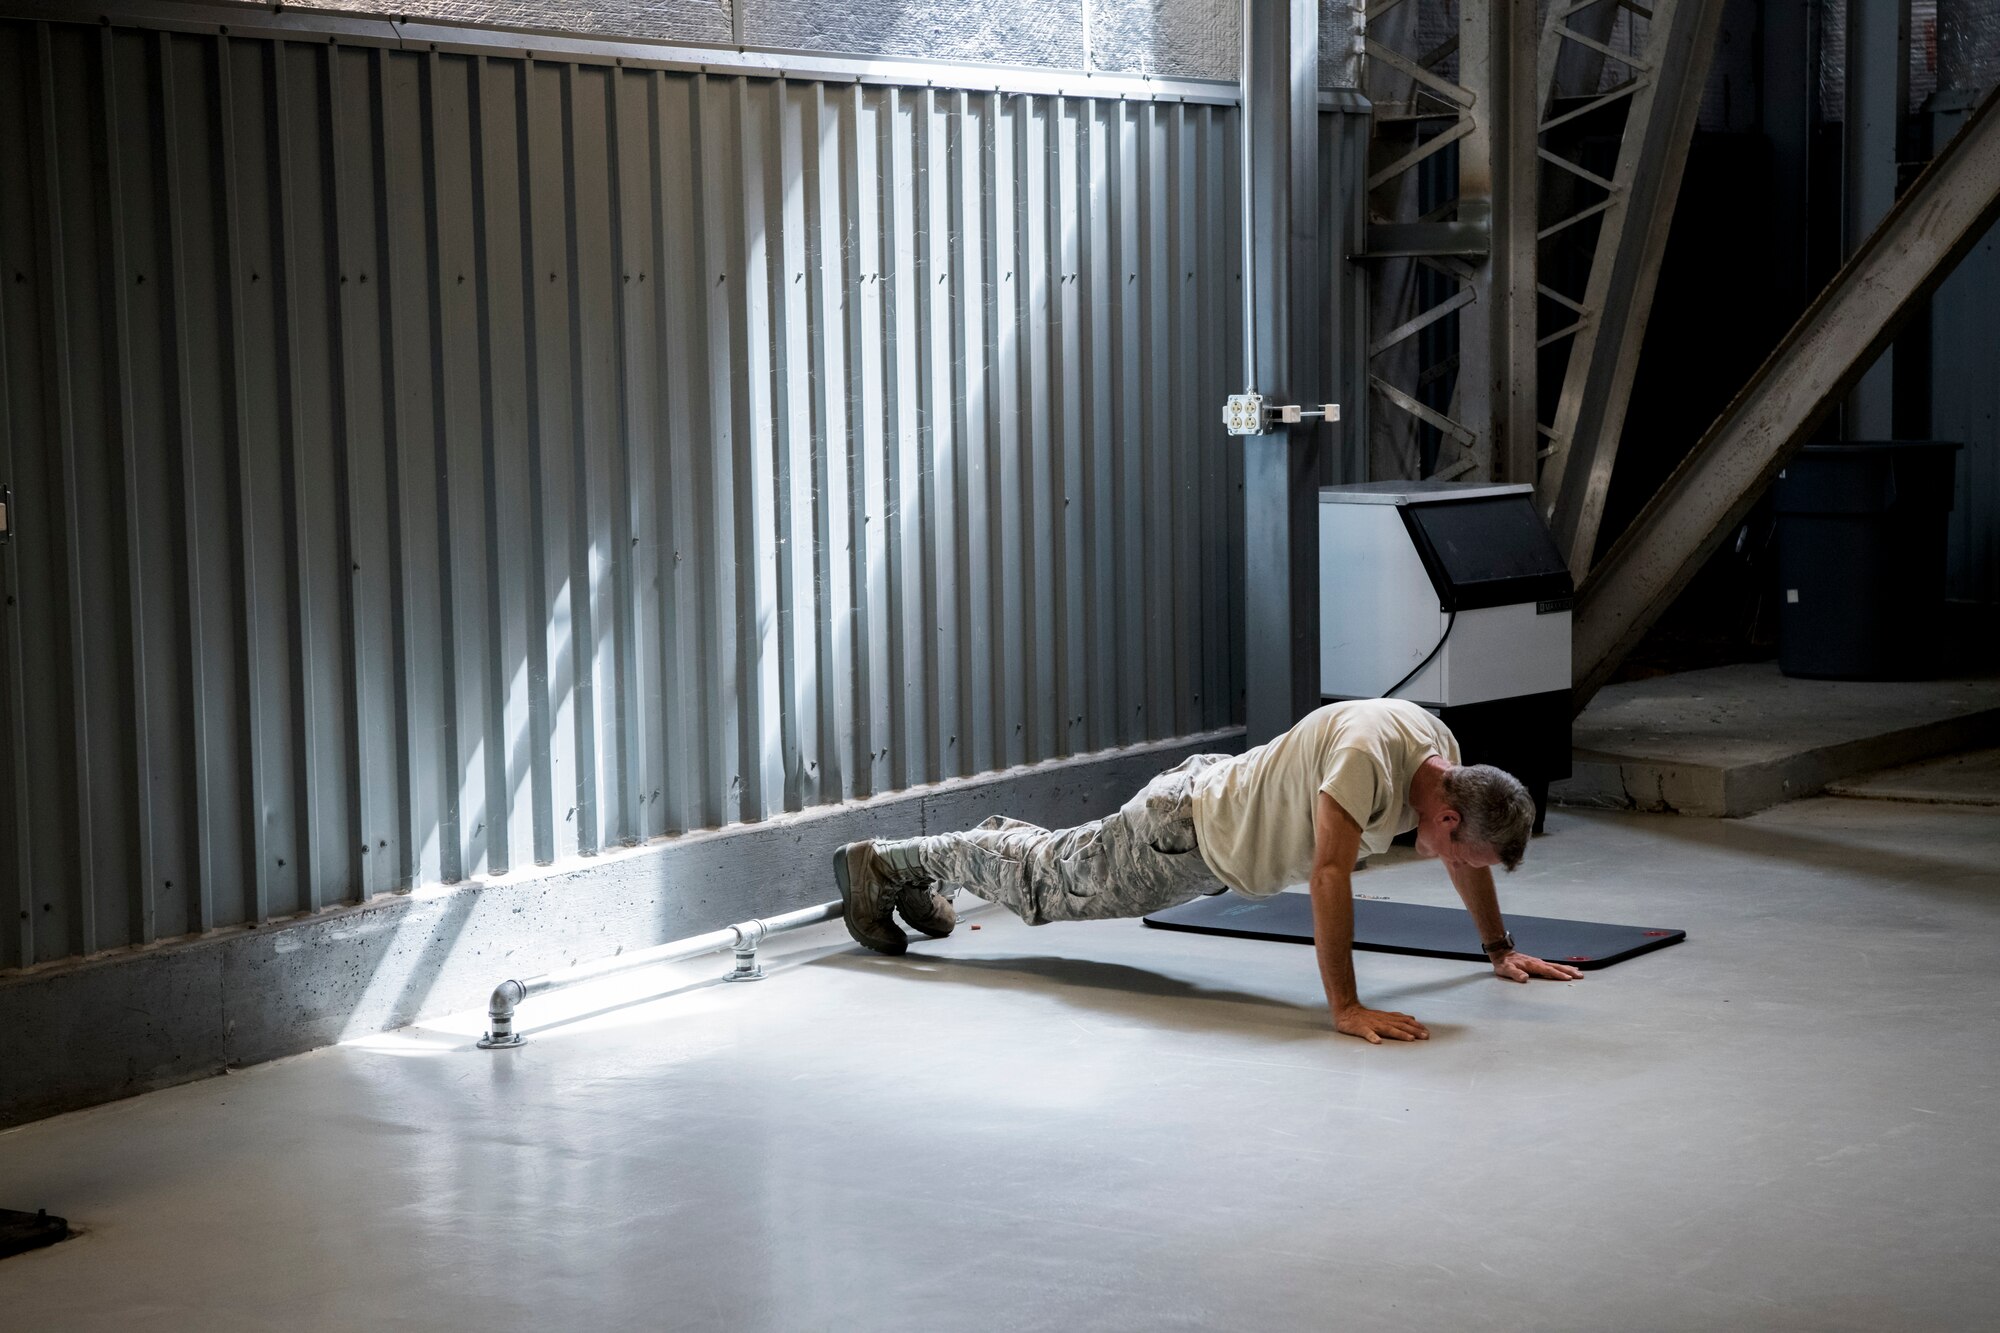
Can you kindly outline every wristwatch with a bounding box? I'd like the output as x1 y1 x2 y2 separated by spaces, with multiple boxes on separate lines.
1481 931 1516 959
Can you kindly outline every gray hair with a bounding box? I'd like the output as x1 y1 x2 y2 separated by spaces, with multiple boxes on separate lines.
1439 764 1535 871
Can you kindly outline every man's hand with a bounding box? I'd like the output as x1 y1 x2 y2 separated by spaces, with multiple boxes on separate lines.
1334 1003 1431 1044
1491 951 1584 984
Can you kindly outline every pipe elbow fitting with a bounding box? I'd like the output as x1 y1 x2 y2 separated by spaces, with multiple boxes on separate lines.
489 978 527 1018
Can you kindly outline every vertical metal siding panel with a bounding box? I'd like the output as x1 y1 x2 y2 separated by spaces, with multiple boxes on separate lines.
100 27 160 945
227 35 304 918
379 48 445 891
1082 100 1116 754
949 93 987 779
987 93 1025 773
650 70 702 836
470 56 526 874
881 87 928 791
1216 107 1232 720
771 80 814 813
1052 98 1087 758
311 41 365 908
846 85 892 800
508 57 556 856
0 22 30 970
527 59 582 861
1141 103 1173 741
1018 96 1058 767
917 89 957 783
612 69 659 843
38 23 103 955
737 78 786 824
805 82 855 805
694 75 742 827
1114 102 1145 748
602 67 642 849
174 34 251 928
560 62 606 858
336 43 404 895
577 62 624 852
1167 103 1198 738
273 41 336 912
425 52 479 882
1196 105 1226 735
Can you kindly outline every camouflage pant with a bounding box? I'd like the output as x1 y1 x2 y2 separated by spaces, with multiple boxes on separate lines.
874 753 1231 925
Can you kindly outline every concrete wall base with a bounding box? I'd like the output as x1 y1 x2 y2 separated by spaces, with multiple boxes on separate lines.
1 731 1241 1128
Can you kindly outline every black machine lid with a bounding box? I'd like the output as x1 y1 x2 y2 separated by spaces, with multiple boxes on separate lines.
1396 492 1573 612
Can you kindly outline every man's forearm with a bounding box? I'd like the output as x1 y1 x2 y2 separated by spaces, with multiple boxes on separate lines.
1307 868 1361 1014
1448 864 1507 945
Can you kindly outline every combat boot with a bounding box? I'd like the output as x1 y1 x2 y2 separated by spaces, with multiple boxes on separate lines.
895 885 957 939
833 842 907 956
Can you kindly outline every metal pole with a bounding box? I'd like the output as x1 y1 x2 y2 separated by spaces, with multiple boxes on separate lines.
478 900 844 1047
1241 0 1321 745
1842 0 1909 439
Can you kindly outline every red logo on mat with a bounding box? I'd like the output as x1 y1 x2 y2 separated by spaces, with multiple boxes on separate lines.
1643 931 1673 937
1565 955 1592 962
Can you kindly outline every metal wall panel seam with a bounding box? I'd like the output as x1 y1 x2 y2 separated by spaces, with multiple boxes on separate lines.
1080 98 1112 755
378 45 436 892
642 68 688 836
802 80 849 808
686 71 724 831
38 22 100 953
466 54 513 874
880 84 927 792
769 75 811 814
917 87 956 786
417 48 465 882
512 54 556 867
556 61 601 855
743 75 788 825
1114 100 1142 749
604 64 642 848
986 91 1023 774
948 91 982 780
98 24 159 944
1141 102 1172 739
1056 96 1089 754
1048 95 1084 759
158 31 219 924
1167 101 1195 740
271 39 325 913
846 82 893 801
699 74 744 828
320 39 371 903
1018 95 1057 766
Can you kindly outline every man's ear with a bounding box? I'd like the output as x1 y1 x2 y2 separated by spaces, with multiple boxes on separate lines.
1436 807 1461 835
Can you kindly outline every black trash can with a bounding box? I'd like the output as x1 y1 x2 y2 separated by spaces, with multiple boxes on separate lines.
1774 441 1962 680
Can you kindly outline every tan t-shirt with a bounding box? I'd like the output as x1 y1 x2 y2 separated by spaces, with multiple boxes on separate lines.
1191 698 1460 897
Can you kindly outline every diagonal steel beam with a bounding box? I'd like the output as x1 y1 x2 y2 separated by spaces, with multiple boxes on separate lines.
1571 82 2000 708
1535 0 1729 577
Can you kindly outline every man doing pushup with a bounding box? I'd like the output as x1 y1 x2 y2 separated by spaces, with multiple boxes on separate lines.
833 697 1583 1043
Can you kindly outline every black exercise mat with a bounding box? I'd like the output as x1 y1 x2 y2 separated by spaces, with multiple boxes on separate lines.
1143 892 1684 970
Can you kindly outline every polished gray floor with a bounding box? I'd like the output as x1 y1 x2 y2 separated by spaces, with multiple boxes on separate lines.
2 796 1997 1331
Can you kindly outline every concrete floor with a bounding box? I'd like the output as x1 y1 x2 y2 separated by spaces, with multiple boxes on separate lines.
2 798 1997 1331
1830 747 2000 806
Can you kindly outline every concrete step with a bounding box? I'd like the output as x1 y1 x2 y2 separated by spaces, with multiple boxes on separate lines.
1553 663 2000 817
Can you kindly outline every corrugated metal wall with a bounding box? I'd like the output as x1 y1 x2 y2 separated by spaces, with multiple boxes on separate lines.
0 16 1254 970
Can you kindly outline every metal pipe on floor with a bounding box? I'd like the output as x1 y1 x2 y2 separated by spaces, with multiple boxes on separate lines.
477 901 844 1048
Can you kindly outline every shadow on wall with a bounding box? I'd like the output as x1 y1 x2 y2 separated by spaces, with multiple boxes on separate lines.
0 9 1249 1059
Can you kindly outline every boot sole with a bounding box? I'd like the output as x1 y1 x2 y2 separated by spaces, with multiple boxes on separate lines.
833 845 907 956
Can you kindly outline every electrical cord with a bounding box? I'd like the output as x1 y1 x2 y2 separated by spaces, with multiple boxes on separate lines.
1379 607 1456 700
